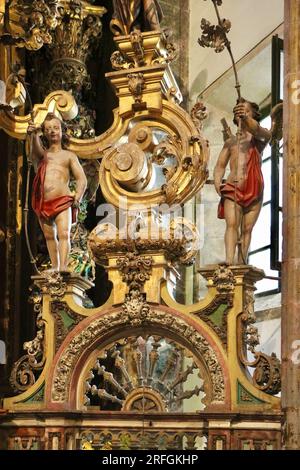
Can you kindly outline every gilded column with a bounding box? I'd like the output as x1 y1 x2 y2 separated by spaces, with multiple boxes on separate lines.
282 0 300 449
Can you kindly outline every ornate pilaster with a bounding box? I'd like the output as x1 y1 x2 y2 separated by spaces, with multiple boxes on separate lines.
282 0 300 450
43 1 106 138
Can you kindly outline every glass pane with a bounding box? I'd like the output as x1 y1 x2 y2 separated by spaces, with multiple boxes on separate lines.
279 154 283 207
250 203 271 251
262 159 271 203
280 50 284 100
261 115 271 130
278 210 282 262
254 277 278 295
248 249 279 294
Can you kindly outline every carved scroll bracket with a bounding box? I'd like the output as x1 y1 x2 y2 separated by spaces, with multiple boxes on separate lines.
10 284 45 393
0 90 78 140
238 287 281 396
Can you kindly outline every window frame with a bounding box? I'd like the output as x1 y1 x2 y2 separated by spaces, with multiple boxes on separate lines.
271 35 283 272
248 35 283 297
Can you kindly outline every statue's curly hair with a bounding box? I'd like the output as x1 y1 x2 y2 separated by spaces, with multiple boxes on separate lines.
41 112 70 149
233 98 261 125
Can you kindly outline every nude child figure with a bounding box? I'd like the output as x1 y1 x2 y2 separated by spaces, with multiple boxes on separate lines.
28 113 87 271
213 100 271 265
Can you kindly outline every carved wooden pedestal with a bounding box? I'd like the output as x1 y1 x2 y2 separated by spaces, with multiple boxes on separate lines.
0 265 281 450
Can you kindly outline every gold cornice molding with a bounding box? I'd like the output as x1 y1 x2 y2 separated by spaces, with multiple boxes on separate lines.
0 90 78 139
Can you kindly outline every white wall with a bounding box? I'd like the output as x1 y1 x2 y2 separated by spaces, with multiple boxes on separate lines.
189 0 284 103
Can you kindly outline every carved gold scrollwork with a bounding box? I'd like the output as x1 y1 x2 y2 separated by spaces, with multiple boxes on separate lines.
99 100 208 209
41 271 67 300
10 285 45 393
0 89 78 139
110 30 177 71
0 0 60 50
191 101 208 133
238 288 281 395
111 50 133 71
117 252 153 291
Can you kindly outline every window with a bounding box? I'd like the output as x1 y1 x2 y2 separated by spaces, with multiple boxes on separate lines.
248 35 283 296
271 35 284 271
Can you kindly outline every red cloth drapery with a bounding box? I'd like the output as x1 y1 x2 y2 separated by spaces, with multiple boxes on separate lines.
218 143 264 219
32 155 76 223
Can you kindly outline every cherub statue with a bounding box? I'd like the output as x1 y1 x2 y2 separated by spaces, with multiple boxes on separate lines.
27 113 87 272
111 0 163 35
213 99 282 265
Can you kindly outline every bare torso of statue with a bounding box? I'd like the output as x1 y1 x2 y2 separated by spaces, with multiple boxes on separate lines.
222 133 265 189
43 150 74 200
28 113 87 272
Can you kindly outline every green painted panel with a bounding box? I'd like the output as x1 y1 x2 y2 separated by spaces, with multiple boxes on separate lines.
237 381 265 405
209 304 227 327
21 383 45 403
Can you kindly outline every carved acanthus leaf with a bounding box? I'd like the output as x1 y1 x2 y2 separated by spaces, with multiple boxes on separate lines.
116 252 153 291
